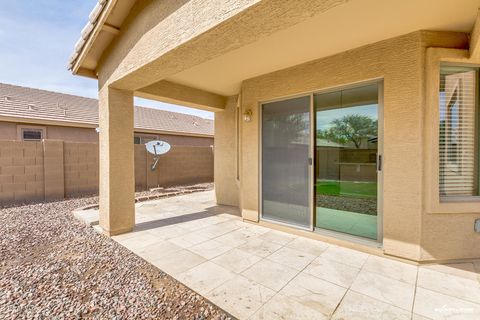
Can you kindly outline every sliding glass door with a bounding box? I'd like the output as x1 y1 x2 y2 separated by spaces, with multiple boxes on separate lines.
314 84 380 240
261 96 312 228
260 82 382 241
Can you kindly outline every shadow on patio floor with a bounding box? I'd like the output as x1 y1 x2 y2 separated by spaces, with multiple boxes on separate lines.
134 205 241 232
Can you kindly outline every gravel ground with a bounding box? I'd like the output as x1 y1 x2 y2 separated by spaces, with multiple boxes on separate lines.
316 194 377 215
0 185 233 319
134 183 214 199
0 183 214 210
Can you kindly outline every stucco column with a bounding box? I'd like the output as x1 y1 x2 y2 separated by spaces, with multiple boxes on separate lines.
98 86 135 236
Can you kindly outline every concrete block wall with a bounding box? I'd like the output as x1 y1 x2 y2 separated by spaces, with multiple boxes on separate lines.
134 145 147 190
0 140 213 204
134 145 214 189
0 140 45 202
43 140 65 201
157 146 214 187
64 142 99 197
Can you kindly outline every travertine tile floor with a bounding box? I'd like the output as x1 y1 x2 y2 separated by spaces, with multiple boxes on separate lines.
99 191 480 319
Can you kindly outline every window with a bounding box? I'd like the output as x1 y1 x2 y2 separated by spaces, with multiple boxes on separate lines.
439 66 479 198
134 134 158 144
21 128 43 141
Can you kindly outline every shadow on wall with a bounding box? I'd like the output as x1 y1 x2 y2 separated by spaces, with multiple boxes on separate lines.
99 0 190 87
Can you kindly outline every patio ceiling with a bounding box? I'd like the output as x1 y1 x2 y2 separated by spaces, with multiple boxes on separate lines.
165 0 479 96
71 0 479 110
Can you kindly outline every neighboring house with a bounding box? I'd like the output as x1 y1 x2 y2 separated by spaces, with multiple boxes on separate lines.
0 83 214 146
69 0 480 263
0 83 214 203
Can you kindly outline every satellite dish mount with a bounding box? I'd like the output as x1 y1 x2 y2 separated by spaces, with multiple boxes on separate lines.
145 140 171 171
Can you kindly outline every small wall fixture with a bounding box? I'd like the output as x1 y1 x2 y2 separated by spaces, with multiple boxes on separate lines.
243 109 253 122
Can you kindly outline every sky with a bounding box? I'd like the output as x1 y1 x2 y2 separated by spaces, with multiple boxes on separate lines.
316 104 377 131
0 0 214 120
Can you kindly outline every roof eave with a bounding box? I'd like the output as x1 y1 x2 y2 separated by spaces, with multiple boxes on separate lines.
70 0 119 78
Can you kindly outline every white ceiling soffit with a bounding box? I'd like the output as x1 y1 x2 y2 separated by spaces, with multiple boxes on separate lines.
167 0 479 96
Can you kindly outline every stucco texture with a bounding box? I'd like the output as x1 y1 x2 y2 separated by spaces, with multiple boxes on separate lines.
214 96 239 207
238 31 474 261
98 87 135 236
0 121 213 146
97 0 347 90
90 0 479 261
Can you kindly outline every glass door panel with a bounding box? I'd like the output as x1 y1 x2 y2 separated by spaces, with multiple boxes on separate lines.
262 96 311 228
314 84 379 240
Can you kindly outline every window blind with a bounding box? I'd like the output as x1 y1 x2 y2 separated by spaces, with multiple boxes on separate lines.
439 66 479 198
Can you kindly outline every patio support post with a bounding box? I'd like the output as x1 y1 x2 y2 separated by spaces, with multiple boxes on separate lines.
98 86 135 236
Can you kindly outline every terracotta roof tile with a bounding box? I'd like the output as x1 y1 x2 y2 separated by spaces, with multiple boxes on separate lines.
0 83 213 136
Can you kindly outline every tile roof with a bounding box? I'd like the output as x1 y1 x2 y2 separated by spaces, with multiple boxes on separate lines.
0 83 214 136
68 0 108 71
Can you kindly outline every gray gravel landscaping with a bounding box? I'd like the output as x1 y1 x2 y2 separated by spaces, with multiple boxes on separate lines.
316 194 377 215
0 189 233 319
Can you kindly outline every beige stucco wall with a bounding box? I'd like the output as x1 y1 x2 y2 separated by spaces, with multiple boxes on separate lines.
0 121 213 146
96 0 347 91
46 126 98 142
97 0 256 89
237 31 473 262
152 134 213 147
214 96 239 206
419 48 480 261
0 122 17 140
86 0 479 261
0 122 97 142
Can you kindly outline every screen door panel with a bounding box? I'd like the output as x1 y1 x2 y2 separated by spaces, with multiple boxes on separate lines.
262 96 311 227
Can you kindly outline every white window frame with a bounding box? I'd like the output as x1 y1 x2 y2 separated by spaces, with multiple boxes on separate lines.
424 48 480 214
439 67 478 199
17 125 46 141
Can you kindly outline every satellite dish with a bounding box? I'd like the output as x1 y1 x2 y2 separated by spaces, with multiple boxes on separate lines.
145 140 171 171
146 140 171 156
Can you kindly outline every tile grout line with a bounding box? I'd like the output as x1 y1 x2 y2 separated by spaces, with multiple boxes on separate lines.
347 255 419 313
127 205 423 317
240 238 300 318
174 219 275 309
299 248 365 292
329 254 401 318
329 251 370 318
329 288 349 319
168 215 244 250
250 243 336 319
410 268 420 320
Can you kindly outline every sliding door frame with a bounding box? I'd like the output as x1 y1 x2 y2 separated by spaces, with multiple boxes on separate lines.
258 79 383 244
259 93 314 231
377 82 384 243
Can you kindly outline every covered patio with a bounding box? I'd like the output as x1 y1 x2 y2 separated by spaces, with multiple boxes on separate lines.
69 0 480 265
79 191 480 319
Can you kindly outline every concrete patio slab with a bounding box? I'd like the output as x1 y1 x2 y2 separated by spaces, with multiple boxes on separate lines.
73 208 100 226
83 191 480 319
